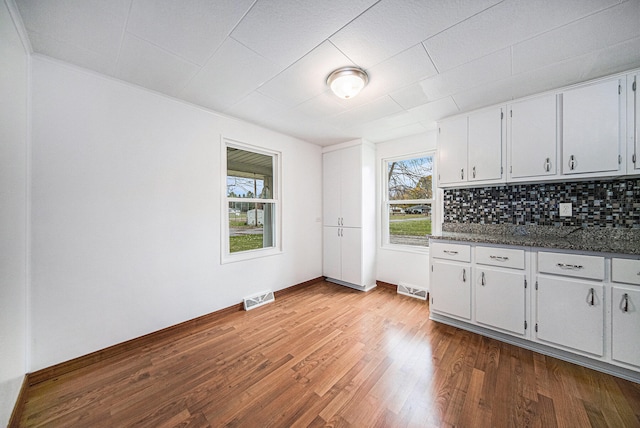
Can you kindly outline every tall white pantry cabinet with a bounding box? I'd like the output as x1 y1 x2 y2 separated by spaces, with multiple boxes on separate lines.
322 140 376 291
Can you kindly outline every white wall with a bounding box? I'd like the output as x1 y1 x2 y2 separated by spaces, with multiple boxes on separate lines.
0 0 29 424
29 56 323 371
375 132 437 290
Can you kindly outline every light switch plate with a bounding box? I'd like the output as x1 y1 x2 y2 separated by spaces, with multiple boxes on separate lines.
559 202 572 217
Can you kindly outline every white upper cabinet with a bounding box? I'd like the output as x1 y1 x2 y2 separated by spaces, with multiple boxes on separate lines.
437 115 468 185
628 73 639 173
322 145 362 228
508 94 557 181
438 106 505 187
561 77 624 176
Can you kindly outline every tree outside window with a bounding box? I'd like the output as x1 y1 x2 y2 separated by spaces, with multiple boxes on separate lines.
384 154 434 248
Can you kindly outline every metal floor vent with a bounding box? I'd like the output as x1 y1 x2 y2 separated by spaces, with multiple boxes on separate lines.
243 290 275 311
397 283 427 301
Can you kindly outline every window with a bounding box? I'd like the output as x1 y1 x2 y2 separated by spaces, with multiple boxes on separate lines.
383 153 435 249
223 140 280 261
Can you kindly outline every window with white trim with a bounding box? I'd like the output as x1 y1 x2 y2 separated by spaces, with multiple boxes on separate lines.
223 140 280 262
382 153 435 249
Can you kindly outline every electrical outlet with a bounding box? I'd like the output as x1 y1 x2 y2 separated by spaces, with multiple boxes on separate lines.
559 202 572 217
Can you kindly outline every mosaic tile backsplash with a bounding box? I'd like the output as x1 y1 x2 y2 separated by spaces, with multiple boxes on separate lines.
443 179 640 228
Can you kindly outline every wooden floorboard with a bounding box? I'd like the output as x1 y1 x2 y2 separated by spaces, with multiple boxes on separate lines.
16 281 640 427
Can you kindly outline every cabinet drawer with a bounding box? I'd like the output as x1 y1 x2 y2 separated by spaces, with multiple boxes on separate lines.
538 252 604 280
612 258 640 285
431 242 471 262
475 246 525 270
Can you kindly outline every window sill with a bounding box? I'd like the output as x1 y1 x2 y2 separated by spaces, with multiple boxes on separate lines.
221 247 282 264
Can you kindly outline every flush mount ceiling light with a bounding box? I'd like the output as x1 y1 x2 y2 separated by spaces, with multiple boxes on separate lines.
326 67 369 99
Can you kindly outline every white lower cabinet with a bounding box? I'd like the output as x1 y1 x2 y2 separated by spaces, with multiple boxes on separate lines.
476 267 526 336
611 257 640 368
323 226 365 288
430 260 471 320
535 276 604 356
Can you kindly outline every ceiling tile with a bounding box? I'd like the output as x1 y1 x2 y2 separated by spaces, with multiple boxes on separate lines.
179 38 280 113
290 92 349 119
390 83 431 110
419 48 512 101
16 0 129 59
408 97 460 123
362 122 427 143
330 0 501 68
126 0 254 66
365 44 438 95
257 41 354 107
225 92 288 123
512 1 640 75
329 96 404 129
116 34 200 96
584 36 640 78
230 0 377 68
424 0 620 72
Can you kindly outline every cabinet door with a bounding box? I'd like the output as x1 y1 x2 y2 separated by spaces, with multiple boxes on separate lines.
509 94 557 179
438 116 468 185
476 268 526 336
536 276 604 356
430 260 471 320
339 145 362 228
468 107 504 182
322 226 341 280
612 287 640 367
562 78 622 175
340 227 362 286
630 73 639 172
323 150 342 227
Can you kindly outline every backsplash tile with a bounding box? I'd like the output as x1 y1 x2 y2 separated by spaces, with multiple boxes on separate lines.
443 179 640 228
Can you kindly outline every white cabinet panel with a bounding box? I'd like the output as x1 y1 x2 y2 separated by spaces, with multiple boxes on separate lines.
476 268 526 336
536 276 604 356
538 252 604 280
468 107 504 182
612 258 640 286
508 94 557 180
430 260 471 320
322 227 341 280
629 73 639 172
612 286 640 368
339 145 362 228
322 150 341 227
475 246 525 270
340 227 362 286
438 115 468 185
562 77 622 175
430 241 471 262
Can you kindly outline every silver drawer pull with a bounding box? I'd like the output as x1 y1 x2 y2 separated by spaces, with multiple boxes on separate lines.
622 293 629 313
489 255 509 261
444 250 459 255
557 263 583 270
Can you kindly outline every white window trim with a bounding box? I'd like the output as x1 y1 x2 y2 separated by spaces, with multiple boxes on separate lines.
381 151 436 253
221 137 282 264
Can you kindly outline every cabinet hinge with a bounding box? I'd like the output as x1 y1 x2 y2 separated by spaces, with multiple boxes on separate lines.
524 279 527 289
634 153 637 164
535 323 538 333
431 265 433 272
633 81 637 91
619 154 622 164
535 281 538 290
618 84 621 94
438 127 441 134
501 166 503 174
524 320 528 330
501 111 504 120
510 110 513 118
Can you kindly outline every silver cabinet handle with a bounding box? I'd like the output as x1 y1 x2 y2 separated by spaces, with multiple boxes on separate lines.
481 271 486 286
569 155 576 170
489 255 509 262
460 168 464 180
472 166 476 179
462 268 466 283
544 157 551 172
622 293 629 313
444 250 459 255
588 288 595 306
557 263 583 270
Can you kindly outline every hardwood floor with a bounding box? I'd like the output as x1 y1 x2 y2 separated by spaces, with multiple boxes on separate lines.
16 281 640 427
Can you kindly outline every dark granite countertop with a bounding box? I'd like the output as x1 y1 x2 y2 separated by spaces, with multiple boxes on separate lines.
428 224 640 256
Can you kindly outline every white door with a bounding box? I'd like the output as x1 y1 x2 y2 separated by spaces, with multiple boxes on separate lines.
438 116 468 185
340 227 362 286
468 107 504 182
612 286 640 367
339 145 362 228
322 150 342 227
322 226 341 280
509 94 557 179
562 78 622 175
536 276 604 356
430 260 471 320
475 268 526 336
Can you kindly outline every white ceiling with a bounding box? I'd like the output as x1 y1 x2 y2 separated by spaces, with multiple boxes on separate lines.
14 0 640 146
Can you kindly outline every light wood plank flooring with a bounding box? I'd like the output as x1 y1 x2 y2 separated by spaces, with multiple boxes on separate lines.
17 281 640 427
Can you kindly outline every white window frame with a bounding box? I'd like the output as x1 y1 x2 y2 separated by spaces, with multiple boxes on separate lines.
382 151 436 253
221 138 282 264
